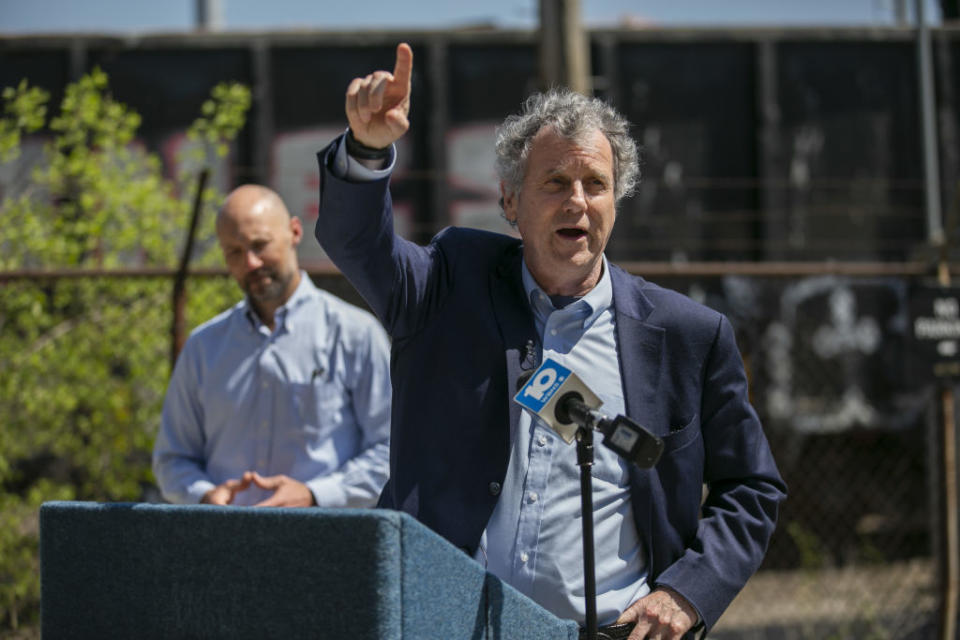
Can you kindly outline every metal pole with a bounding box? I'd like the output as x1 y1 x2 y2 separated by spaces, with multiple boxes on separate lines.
918 0 944 243
195 0 224 32
927 0 960 632
938 205 959 640
940 384 959 640
170 168 210 370
576 426 598 640
895 0 909 25
252 39 273 185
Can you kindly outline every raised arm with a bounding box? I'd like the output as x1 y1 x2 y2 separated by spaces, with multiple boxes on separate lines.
317 41 450 340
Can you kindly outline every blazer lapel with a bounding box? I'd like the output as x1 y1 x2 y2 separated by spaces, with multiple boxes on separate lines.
610 265 664 434
610 265 665 565
490 242 539 439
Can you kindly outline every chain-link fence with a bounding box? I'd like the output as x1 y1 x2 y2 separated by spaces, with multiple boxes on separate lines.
648 273 941 640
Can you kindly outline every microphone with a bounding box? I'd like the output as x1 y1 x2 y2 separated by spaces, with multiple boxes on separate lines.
514 358 603 444
514 358 664 468
596 414 664 469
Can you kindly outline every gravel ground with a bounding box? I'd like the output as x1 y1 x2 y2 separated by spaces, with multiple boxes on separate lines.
712 558 937 639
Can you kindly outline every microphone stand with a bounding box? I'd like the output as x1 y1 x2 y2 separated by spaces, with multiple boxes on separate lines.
575 424 598 640
559 393 662 640
516 360 664 640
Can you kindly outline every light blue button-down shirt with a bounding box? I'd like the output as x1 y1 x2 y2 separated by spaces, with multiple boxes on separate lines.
475 258 650 625
153 273 392 507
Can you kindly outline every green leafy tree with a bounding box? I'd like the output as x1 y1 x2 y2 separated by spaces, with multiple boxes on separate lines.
0 70 250 632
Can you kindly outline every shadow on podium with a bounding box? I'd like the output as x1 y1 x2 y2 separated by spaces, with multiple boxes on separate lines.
39 501 579 639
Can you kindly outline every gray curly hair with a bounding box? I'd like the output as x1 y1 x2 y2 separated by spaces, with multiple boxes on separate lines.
495 88 639 208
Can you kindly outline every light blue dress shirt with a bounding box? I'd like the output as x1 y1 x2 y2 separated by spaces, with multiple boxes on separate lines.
475 258 650 625
152 273 392 507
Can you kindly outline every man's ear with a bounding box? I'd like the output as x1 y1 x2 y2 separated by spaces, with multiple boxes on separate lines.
289 215 303 247
500 182 518 224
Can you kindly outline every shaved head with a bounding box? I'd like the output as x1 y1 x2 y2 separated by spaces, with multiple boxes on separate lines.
218 185 290 231
217 184 303 325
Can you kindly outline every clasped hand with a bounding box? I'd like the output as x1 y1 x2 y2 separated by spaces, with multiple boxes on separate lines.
201 471 316 507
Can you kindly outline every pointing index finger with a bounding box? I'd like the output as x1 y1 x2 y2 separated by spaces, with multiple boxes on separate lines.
392 42 413 94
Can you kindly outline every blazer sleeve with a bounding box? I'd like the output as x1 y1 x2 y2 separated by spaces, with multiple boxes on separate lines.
654 315 786 630
315 139 450 340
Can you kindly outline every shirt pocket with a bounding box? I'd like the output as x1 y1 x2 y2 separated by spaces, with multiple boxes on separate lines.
292 378 345 437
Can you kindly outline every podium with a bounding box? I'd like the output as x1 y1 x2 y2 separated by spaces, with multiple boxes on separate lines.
40 501 579 639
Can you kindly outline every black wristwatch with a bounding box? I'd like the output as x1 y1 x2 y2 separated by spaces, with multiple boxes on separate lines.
345 129 391 161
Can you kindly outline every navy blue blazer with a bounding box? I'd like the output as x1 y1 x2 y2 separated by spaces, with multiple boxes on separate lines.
316 142 786 630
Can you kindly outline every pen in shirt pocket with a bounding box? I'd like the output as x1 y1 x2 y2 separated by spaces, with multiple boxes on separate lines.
311 367 325 381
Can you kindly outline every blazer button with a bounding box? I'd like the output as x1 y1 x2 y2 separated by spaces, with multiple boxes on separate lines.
488 482 502 496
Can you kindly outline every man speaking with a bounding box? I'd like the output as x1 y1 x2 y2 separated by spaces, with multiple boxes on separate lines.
315 43 785 640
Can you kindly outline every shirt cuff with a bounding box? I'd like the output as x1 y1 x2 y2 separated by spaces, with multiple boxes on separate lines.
331 129 396 181
306 474 349 508
186 480 216 504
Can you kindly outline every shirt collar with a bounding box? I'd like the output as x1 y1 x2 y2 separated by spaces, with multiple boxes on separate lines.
521 256 613 330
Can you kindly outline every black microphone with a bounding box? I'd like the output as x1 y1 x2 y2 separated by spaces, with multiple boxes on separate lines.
514 358 664 468
552 391 663 469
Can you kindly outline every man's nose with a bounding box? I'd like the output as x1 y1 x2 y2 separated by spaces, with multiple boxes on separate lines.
565 182 587 212
245 250 263 270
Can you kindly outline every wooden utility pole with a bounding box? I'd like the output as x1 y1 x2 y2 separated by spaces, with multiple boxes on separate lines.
539 0 592 95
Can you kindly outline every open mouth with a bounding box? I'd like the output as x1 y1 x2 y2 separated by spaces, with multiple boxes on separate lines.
556 228 588 240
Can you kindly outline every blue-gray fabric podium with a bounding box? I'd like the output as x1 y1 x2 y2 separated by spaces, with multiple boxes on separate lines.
40 501 578 639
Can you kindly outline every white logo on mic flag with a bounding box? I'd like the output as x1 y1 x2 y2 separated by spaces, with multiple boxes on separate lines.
514 358 603 444
523 368 563 402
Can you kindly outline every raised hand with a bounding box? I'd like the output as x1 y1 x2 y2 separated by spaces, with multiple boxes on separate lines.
345 42 413 149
